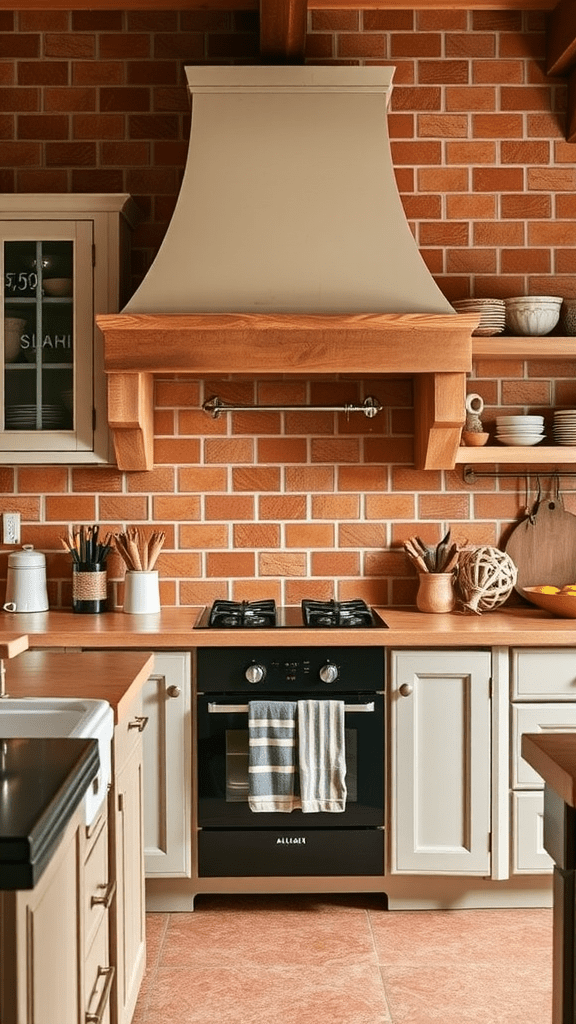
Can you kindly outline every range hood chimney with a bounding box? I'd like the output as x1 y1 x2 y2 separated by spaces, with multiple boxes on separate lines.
123 65 454 316
98 65 478 473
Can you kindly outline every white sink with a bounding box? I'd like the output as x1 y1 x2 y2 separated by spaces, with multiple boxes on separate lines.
0 698 114 825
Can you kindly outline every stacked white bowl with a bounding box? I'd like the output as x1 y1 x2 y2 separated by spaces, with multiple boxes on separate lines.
504 296 562 336
495 414 546 446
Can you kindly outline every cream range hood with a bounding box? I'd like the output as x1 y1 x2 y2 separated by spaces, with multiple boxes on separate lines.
96 66 477 471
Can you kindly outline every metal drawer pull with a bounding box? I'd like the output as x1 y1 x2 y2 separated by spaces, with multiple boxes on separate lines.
85 965 115 1024
128 715 149 732
167 685 181 698
208 701 375 714
91 879 116 909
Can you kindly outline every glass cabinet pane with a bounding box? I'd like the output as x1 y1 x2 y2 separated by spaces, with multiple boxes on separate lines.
4 239 74 432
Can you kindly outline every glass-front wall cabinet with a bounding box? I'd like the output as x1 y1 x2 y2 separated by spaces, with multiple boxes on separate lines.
3 223 92 452
0 195 137 464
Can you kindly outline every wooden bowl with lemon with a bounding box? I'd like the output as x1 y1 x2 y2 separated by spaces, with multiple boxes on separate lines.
523 585 576 618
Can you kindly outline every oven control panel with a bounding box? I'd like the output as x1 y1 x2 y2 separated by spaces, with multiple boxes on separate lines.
196 647 384 692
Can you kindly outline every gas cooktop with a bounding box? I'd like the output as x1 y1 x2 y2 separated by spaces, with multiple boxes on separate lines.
193 599 388 629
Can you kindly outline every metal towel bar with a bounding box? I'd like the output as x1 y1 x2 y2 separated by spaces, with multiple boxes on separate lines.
207 701 375 714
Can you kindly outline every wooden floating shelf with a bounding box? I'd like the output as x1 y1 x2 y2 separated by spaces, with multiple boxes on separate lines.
456 446 576 465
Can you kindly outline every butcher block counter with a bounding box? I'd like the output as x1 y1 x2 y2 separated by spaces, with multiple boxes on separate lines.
1 605 576 648
3 649 154 723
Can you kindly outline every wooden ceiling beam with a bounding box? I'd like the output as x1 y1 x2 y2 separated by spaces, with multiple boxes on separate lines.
547 0 576 76
259 0 308 62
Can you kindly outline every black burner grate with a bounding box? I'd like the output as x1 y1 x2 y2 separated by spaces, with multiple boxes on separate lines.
301 599 374 628
208 599 277 628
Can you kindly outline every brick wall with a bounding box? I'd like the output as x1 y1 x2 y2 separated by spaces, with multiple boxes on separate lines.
1 8 576 610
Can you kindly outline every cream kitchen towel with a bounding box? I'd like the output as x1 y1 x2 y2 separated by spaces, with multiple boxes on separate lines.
298 699 347 813
248 700 299 812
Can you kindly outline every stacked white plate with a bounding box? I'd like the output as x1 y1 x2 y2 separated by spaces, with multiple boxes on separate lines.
495 414 546 446
553 410 576 446
5 404 65 430
452 298 506 336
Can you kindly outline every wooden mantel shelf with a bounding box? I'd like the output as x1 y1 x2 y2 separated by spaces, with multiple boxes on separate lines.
96 311 477 472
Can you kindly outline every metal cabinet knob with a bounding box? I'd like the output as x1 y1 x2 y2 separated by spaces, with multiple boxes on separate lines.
167 685 181 698
399 683 413 697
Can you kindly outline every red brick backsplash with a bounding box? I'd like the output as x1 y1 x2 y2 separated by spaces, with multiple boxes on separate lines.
1 10 576 609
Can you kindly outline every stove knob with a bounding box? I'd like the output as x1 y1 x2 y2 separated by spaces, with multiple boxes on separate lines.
319 662 339 684
245 663 266 684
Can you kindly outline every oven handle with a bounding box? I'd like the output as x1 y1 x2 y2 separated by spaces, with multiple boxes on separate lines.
207 701 375 714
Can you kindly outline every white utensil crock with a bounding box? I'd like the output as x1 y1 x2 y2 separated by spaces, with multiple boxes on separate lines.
3 545 49 612
123 570 160 614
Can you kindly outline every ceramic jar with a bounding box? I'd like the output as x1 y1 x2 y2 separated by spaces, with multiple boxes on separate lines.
416 572 456 614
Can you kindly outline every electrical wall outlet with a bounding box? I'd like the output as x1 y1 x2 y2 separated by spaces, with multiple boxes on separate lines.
3 513 21 545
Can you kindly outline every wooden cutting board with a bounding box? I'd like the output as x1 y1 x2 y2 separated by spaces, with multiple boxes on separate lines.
505 495 576 594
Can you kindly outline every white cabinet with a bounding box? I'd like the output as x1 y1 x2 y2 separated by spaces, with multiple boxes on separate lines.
390 649 492 875
142 652 191 877
0 194 138 464
510 648 576 875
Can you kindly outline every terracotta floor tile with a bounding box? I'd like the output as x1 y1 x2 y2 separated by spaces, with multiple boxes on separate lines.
381 961 552 1023
146 964 391 1024
370 908 552 967
160 895 377 969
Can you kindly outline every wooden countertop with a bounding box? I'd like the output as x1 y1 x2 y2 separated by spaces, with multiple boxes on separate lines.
1 606 576 648
522 733 576 809
3 650 155 724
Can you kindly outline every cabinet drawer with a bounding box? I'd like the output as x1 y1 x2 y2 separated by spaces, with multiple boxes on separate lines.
512 704 576 788
512 649 576 700
114 690 145 771
512 792 553 874
84 814 110 955
85 915 113 1024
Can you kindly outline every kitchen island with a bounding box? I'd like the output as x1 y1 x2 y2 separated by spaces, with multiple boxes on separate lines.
522 733 576 1024
0 649 154 1024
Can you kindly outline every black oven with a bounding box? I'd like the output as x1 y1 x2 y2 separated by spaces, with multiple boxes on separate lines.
196 643 385 878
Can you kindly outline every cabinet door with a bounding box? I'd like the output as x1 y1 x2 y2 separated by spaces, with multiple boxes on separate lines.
114 739 146 1024
1 221 94 457
143 652 191 877
0 814 81 1024
390 649 491 874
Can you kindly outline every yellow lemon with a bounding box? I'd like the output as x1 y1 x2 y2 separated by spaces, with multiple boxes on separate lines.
561 584 576 593
533 585 560 594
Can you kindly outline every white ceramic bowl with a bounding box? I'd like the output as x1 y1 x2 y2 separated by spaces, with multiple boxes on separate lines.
496 434 545 446
496 415 544 425
504 296 562 336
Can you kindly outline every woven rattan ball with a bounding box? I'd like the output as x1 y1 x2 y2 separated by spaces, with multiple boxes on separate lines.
456 545 517 614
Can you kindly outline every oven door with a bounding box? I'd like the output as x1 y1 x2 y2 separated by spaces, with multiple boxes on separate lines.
197 692 384 828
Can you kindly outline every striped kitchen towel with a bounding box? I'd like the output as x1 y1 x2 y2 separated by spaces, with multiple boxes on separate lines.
248 701 299 812
298 700 347 813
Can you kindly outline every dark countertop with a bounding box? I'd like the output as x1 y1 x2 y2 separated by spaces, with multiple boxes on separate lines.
0 737 99 890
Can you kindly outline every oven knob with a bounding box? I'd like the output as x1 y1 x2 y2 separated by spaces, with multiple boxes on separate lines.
319 662 339 684
245 663 267 684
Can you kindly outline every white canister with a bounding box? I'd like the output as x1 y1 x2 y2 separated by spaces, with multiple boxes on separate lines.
3 545 49 612
123 570 160 614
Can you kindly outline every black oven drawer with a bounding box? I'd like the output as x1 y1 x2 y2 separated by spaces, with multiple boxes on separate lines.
198 828 384 877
